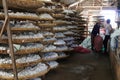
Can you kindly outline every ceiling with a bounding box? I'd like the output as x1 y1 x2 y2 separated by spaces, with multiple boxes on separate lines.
52 0 117 5
61 0 117 17
52 0 117 7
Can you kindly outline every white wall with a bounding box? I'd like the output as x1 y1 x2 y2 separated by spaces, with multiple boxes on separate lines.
100 9 117 29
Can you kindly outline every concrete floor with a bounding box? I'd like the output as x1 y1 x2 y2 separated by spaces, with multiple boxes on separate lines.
46 52 114 80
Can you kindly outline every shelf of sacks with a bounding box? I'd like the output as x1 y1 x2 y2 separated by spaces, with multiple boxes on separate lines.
78 21 87 25
36 6 71 52
0 34 44 44
0 41 49 79
51 3 71 26
41 53 69 70
0 1 58 80
51 7 75 52
41 52 59 62
0 43 44 55
42 52 69 61
51 13 65 19
53 26 68 32
68 13 87 47
0 0 76 80
0 0 56 11
40 51 68 69
0 12 39 21
42 28 56 44
0 22 41 33
42 37 56 45
0 1 87 79
62 9 76 16
0 0 44 10
56 9 78 48
52 3 64 13
41 40 69 53
0 20 51 80
34 2 74 70
0 20 45 54
32 3 58 36
39 38 61 69
71 18 81 21
39 18 70 70
36 7 54 14
39 37 60 70
0 53 59 74
53 20 71 26
35 3 59 69
77 26 86 30
38 12 70 69
38 13 55 21
53 32 70 52
54 41 69 52
35 1 56 14
0 62 50 80
0 53 43 69
30 2 64 70
46 61 59 69
0 11 55 21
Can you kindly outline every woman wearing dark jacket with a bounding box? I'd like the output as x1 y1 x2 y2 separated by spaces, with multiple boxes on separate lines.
91 21 101 50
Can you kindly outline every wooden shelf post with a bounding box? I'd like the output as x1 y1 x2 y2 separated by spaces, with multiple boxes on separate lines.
2 0 18 80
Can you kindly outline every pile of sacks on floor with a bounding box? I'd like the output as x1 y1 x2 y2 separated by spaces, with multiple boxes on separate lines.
74 28 120 53
79 36 91 49
74 36 91 53
74 33 104 53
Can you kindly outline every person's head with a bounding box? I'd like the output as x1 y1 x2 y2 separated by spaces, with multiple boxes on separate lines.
106 19 110 24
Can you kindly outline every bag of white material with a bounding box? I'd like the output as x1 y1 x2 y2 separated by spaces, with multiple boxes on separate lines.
110 29 120 51
79 36 91 49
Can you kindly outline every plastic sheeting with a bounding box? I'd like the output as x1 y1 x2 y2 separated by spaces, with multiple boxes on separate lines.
110 29 120 51
79 36 91 49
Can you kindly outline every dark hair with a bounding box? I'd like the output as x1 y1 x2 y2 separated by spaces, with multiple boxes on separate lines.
106 19 110 23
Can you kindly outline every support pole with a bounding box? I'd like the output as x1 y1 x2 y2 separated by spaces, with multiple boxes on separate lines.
0 17 8 38
2 0 18 80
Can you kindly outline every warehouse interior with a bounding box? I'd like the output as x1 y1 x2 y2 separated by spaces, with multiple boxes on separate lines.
0 0 120 80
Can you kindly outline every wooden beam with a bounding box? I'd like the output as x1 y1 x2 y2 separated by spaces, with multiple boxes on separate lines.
78 6 102 10
2 0 18 80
